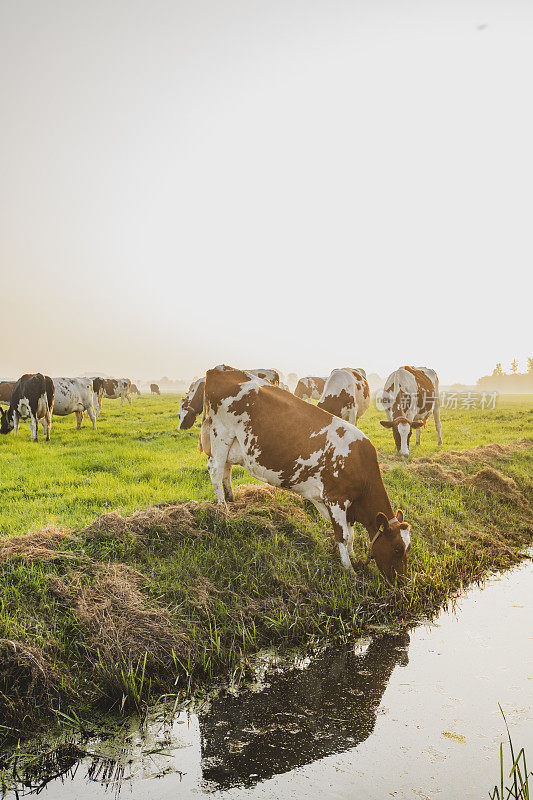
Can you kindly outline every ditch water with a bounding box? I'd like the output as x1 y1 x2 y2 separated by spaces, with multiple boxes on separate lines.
4 558 532 800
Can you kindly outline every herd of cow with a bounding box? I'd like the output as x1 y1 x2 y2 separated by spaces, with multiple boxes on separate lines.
1 364 444 581
0 375 160 440
177 364 444 582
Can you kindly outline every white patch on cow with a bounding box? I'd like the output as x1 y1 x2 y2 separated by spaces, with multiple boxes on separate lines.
397 421 411 455
17 398 31 419
400 529 411 550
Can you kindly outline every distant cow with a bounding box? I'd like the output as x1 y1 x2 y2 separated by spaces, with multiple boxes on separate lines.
380 366 443 455
0 381 15 405
130 384 141 396
150 383 160 395
317 368 370 426
52 378 97 430
102 378 132 406
294 376 326 401
201 368 412 581
0 373 55 442
90 377 106 417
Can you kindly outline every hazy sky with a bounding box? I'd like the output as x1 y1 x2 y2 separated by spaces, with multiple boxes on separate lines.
1 0 531 384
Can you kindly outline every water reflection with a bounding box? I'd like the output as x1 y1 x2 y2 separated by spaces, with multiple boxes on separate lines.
199 631 410 789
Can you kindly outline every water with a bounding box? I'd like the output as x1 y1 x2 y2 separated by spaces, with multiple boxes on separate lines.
4 559 532 799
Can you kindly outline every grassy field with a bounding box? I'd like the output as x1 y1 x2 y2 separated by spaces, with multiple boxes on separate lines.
0 392 531 738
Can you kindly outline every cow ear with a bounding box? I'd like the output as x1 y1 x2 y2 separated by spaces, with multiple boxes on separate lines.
411 420 424 429
380 421 393 428
376 512 389 532
396 509 404 523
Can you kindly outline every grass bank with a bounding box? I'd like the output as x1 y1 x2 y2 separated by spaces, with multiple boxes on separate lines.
0 395 531 738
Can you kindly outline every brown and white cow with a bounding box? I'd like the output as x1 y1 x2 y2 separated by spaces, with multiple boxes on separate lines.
200 368 411 580
294 376 326 401
102 378 132 406
130 383 141 396
90 377 106 417
150 383 161 395
380 366 443 456
0 373 55 442
0 381 15 405
317 368 370 425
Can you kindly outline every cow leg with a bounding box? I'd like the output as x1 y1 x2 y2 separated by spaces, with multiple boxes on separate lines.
326 502 355 573
433 399 443 445
415 428 421 446
29 414 38 442
223 463 234 502
126 394 131 405
12 411 19 436
87 404 97 431
75 411 83 430
41 414 51 441
207 435 235 508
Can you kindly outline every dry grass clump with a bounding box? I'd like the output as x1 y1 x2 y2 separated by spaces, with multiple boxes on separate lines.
83 504 215 542
409 461 529 507
0 526 78 563
48 564 187 669
415 439 532 468
0 639 67 722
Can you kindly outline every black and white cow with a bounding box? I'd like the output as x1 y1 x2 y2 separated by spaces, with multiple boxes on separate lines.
0 373 55 442
52 378 98 430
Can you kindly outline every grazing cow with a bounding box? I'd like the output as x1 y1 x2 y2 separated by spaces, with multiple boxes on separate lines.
201 368 411 580
247 369 280 386
0 381 15 405
0 373 55 442
52 378 97 430
130 383 141 396
317 368 370 426
90 377 106 417
294 376 326 401
150 383 161 395
178 365 276 430
102 378 132 406
380 366 443 455
178 377 205 430
279 382 290 392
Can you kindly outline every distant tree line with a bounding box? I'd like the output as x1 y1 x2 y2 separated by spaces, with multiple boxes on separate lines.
477 358 533 392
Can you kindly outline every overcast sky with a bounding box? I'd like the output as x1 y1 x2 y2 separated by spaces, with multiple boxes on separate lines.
1 0 531 384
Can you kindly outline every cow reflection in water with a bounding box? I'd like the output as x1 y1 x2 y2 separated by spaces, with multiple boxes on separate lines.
199 631 410 789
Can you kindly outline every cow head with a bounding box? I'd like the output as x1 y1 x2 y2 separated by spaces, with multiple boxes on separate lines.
371 510 411 582
178 399 198 430
380 417 424 455
0 408 13 435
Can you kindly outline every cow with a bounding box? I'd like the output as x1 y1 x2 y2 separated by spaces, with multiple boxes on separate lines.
52 378 98 430
380 366 443 456
0 373 55 442
200 368 412 581
317 368 370 426
102 378 132 406
90 377 106 417
150 383 161 395
294 376 326 401
178 377 205 430
178 366 279 430
130 383 141 396
0 381 15 405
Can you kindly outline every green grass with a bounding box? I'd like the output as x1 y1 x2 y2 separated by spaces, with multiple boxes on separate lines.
0 393 531 738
